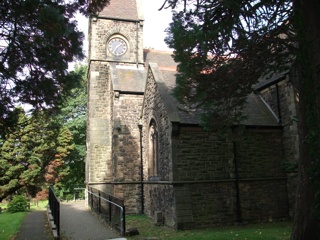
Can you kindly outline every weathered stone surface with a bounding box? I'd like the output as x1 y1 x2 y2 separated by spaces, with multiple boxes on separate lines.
141 66 290 229
86 62 113 184
259 75 299 216
89 18 144 64
86 4 296 230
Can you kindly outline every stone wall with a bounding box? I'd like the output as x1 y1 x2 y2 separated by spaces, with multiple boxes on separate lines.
239 180 288 222
171 128 236 228
172 127 234 181
141 66 289 229
236 129 289 222
142 69 173 182
189 182 236 228
172 127 289 228
113 93 143 182
114 184 141 213
144 184 175 226
259 75 299 216
236 129 285 178
112 93 143 213
86 61 113 189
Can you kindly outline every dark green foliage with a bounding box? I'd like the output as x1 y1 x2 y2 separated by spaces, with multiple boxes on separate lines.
56 64 88 191
0 0 107 202
7 195 28 213
0 108 74 201
0 0 109 131
0 0 82 126
165 0 294 130
0 0 108 200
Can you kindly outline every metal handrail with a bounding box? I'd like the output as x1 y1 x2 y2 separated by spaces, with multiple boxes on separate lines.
86 187 126 235
86 189 124 210
49 186 60 238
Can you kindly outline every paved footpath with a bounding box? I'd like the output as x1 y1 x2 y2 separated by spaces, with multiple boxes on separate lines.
60 201 121 240
16 210 53 240
16 201 124 240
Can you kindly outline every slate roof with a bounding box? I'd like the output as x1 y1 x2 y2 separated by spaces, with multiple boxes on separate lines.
144 50 176 69
111 49 279 127
110 50 176 93
149 62 278 126
110 64 146 93
99 0 143 21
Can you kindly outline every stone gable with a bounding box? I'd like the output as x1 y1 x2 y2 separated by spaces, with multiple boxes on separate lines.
142 65 173 182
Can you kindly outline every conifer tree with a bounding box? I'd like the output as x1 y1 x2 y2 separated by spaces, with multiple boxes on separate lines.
0 0 108 130
57 65 88 191
0 108 73 201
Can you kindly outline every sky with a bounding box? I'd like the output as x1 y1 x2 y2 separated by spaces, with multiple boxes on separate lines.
142 0 173 50
76 0 173 58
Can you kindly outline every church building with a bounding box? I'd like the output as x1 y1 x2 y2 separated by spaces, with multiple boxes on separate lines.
86 0 298 229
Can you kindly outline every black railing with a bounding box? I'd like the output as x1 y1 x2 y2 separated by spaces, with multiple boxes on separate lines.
87 187 126 235
49 186 60 238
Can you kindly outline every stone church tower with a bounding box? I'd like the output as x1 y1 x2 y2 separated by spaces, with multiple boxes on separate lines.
86 0 145 213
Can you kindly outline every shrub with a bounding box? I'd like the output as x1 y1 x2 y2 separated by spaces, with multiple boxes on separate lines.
7 195 28 213
65 194 73 201
35 189 48 200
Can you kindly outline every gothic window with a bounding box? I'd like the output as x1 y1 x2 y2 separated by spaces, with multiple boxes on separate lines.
148 120 158 179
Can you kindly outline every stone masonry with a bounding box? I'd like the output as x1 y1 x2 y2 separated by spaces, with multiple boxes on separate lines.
140 64 290 229
257 73 299 217
86 62 113 193
86 0 145 211
112 93 143 213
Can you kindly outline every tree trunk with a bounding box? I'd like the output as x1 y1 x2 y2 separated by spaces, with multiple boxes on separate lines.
291 0 320 239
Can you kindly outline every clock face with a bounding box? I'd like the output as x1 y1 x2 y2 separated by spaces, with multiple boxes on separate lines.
108 38 127 56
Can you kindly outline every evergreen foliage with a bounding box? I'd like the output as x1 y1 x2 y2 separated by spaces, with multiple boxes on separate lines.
0 108 73 201
165 0 294 130
0 0 108 201
7 195 28 213
56 64 88 192
0 0 108 131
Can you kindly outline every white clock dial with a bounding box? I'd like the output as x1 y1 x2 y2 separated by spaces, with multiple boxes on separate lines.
108 38 127 56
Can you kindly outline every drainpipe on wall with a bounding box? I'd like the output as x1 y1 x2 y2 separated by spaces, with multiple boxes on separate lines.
136 22 139 68
275 83 282 124
232 129 242 223
138 119 144 214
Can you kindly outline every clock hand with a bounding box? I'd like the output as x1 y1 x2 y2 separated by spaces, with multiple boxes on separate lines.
112 43 122 54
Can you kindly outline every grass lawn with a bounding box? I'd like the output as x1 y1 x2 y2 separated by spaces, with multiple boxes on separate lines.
126 215 291 240
0 200 48 239
0 212 27 240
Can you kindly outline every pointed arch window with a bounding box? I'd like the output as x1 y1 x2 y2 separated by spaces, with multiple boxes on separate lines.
148 120 158 179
